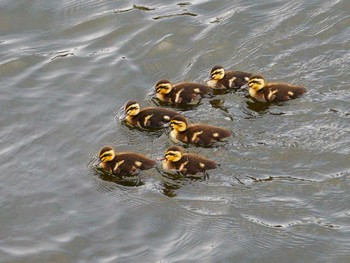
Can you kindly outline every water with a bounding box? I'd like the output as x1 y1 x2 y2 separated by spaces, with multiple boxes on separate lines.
1 0 349 262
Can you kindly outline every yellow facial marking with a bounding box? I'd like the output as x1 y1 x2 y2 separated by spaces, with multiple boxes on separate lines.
288 91 294 96
156 83 172 94
248 78 265 90
213 132 219 138
193 88 200 93
199 163 205 168
126 104 140 116
170 120 187 132
211 69 225 80
165 150 182 162
135 161 142 167
99 150 115 162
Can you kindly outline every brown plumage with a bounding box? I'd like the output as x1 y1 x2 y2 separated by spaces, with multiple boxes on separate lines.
207 65 252 89
155 79 213 105
169 115 232 147
124 100 180 129
246 74 306 102
98 146 155 175
162 145 217 176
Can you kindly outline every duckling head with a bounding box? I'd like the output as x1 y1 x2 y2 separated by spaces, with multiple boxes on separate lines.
164 145 184 162
124 100 141 117
170 114 188 132
99 146 116 163
247 75 266 91
210 65 225 80
155 79 173 95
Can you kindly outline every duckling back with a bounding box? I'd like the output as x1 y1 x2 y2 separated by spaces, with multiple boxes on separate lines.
263 83 306 102
129 107 180 129
186 124 232 146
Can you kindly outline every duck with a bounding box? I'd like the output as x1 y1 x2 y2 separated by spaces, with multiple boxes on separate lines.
162 145 217 176
98 146 155 175
169 114 232 147
123 100 181 129
206 65 252 89
155 79 213 105
244 74 306 102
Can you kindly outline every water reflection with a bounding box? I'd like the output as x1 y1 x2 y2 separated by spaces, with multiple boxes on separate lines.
93 164 211 198
95 167 146 187
153 12 198 20
114 4 156 14
244 99 271 113
160 171 209 198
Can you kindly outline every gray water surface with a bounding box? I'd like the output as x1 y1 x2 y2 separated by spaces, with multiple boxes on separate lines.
1 0 350 262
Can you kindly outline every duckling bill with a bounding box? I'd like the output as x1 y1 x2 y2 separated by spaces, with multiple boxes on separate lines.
155 79 213 105
207 65 252 89
98 146 155 175
162 145 217 176
123 100 181 129
169 115 232 147
245 74 306 102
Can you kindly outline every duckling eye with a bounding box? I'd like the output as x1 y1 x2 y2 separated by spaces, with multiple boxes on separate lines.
166 152 179 159
211 70 220 76
100 153 110 160
127 106 138 112
157 85 169 92
249 80 262 86
171 121 181 126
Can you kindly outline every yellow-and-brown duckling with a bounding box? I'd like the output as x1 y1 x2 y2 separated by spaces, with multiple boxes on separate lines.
244 74 306 102
169 114 232 147
123 100 181 129
155 79 213 105
162 145 217 176
98 146 155 175
207 65 252 89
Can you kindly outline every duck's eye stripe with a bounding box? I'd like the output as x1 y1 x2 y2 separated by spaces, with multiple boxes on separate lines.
127 106 138 111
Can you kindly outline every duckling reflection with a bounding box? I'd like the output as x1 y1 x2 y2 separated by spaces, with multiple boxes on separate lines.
96 167 145 187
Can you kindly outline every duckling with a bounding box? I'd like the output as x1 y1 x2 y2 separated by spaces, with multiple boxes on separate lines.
169 115 232 147
207 65 252 89
244 74 306 102
98 146 155 175
155 79 212 105
162 145 217 176
124 100 180 129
